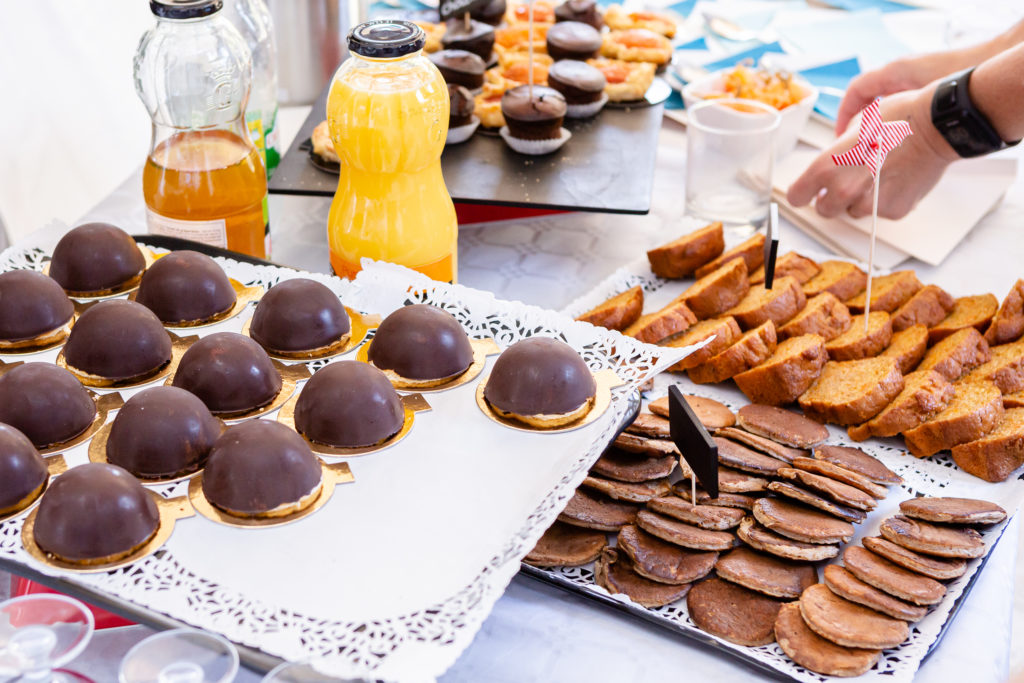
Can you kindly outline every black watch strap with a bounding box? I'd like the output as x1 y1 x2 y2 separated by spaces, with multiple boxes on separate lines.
931 67 1020 158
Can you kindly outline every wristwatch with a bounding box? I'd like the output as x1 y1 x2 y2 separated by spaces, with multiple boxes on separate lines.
931 67 1020 158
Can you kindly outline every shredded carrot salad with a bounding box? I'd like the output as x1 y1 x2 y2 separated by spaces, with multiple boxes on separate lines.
704 64 807 110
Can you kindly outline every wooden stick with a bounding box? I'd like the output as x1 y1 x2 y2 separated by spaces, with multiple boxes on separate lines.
463 11 470 32
864 141 881 333
691 475 698 507
527 0 535 94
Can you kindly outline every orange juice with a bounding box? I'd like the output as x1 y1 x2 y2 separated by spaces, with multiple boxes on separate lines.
326 21 457 282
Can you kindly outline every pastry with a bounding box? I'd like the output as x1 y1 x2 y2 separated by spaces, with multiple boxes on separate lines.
845 270 922 314
899 496 1006 525
546 59 608 118
799 583 909 650
880 515 986 559
136 250 236 325
506 0 556 24
576 285 643 331
554 0 604 29
368 305 473 387
0 424 48 516
715 427 806 463
847 370 954 442
603 4 676 38
172 332 282 416
985 278 1024 345
558 487 639 531
778 292 852 342
683 257 756 320
766 482 866 523
646 222 724 279
825 311 892 361
486 54 553 89
891 284 955 331
798 357 904 425
0 270 74 347
725 277 807 330
812 444 901 485
952 406 1024 481
694 233 766 280
902 380 1003 457
750 252 821 286
635 509 735 551
687 321 776 385
430 49 487 89
962 340 1024 393
500 85 568 153
776 468 877 511
310 120 339 164
774 602 881 678
664 318 742 372
581 475 670 503
622 299 696 344
842 546 945 606
63 299 172 383
471 0 506 25
250 278 350 356
713 436 786 475
587 57 656 102
802 260 867 301
737 517 839 562
617 524 718 584
649 394 735 430
733 334 827 406
861 536 966 581
735 404 829 448
929 294 999 343
412 20 445 53
753 498 855 545
789 457 889 499
600 28 672 65
493 25 549 61
594 548 691 607
524 521 606 567
48 223 146 295
441 18 494 61
823 565 927 622
916 327 990 381
0 363 96 449
687 577 783 646
645 496 744 530
591 448 675 482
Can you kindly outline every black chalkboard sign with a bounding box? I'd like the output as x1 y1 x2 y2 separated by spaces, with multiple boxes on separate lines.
440 0 491 21
668 386 719 498
764 202 780 289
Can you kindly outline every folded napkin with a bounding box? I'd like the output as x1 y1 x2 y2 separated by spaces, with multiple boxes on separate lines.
775 9 908 68
701 40 786 72
798 57 861 121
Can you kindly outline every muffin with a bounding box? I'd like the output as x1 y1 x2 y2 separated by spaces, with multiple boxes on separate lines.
63 299 172 383
554 0 604 29
500 85 570 154
172 332 282 416
49 223 146 296
547 59 607 117
294 361 405 448
430 49 487 90
368 304 474 386
0 424 48 516
441 19 495 61
472 0 507 25
0 363 96 449
545 21 602 61
447 84 480 144
0 270 74 347
250 278 350 355
136 251 237 325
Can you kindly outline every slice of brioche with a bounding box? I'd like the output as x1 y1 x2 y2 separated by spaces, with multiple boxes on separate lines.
916 327 991 382
665 317 742 372
798 357 904 425
750 252 820 285
694 232 766 279
929 294 999 343
881 324 928 374
891 284 955 332
848 370 954 441
803 260 867 301
825 312 892 361
734 334 827 405
647 222 724 278
778 292 852 342
688 321 777 384
1004 391 1024 409
845 270 923 314
903 381 1003 457
951 407 1024 482
724 276 807 330
577 286 644 331
681 258 750 319
985 279 1024 345
961 340 1024 393
624 299 698 344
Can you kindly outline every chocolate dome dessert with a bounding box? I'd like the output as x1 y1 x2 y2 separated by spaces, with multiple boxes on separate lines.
430 49 486 90
449 84 477 128
368 304 474 385
0 363 96 448
135 251 236 325
472 0 506 25
172 332 282 415
107 386 221 479
64 300 172 382
554 0 604 29
0 270 74 345
0 424 48 516
441 19 495 61
295 361 405 448
48 223 146 295
250 278 350 355
34 462 159 565
546 21 602 61
484 337 596 427
548 59 607 111
202 420 323 518
501 85 567 140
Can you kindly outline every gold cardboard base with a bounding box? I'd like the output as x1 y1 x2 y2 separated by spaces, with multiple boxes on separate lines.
0 455 67 524
356 337 500 392
475 368 623 433
56 333 197 389
165 360 309 422
88 418 227 485
129 277 263 329
242 308 381 361
0 317 74 355
42 246 156 300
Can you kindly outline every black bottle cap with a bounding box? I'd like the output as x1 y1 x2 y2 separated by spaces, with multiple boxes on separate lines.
348 20 426 58
150 0 223 19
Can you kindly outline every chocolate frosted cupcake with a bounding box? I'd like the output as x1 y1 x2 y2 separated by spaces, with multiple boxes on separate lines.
0 363 96 449
555 0 604 30
49 223 146 296
0 424 48 516
136 251 236 325
546 21 602 61
0 270 74 347
441 19 495 61
548 59 608 117
500 85 571 154
430 49 486 90
472 0 507 25
447 84 480 145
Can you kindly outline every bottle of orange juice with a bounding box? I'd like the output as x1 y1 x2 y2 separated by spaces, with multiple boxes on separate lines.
326 20 458 281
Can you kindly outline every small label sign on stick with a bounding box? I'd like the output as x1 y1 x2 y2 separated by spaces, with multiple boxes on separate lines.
668 386 719 500
439 0 490 21
764 202 780 290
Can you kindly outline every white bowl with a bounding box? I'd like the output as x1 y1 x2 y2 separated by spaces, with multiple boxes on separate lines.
682 69 819 157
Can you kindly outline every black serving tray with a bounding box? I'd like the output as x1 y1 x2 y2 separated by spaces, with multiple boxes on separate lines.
268 79 668 215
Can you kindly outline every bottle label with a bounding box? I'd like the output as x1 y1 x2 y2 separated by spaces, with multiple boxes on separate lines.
246 107 280 177
146 209 227 248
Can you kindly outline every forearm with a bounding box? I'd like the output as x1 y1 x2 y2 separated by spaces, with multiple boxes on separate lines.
899 18 1024 84
968 41 1024 142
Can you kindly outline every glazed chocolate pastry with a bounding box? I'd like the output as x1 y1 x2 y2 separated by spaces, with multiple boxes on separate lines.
250 278 350 354
172 332 281 415
34 463 159 565
471 0 506 25
545 21 602 60
48 223 145 294
501 85 567 141
429 49 486 90
554 0 604 29
484 336 596 427
295 361 405 448
203 420 323 518
106 386 221 479
448 84 477 127
135 250 236 325
0 423 48 515
0 270 74 344
547 59 606 105
441 19 495 60
368 304 474 384
63 300 172 381
0 363 96 448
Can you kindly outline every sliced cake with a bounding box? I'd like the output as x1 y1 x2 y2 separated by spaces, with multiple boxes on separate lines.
646 222 724 278
984 279 1024 345
734 334 827 406
951 407 1024 482
891 284 955 331
665 317 742 372
778 292 852 342
960 340 1024 393
848 370 954 441
724 276 807 330
798 357 904 425
825 312 892 361
688 321 777 385
928 294 999 343
694 232 766 279
680 258 750 320
802 260 867 301
881 324 928 374
903 381 1003 457
576 285 644 331
624 299 697 344
845 270 922 314
750 252 820 285
916 327 990 382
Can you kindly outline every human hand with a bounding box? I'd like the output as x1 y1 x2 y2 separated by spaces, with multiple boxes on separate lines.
835 55 952 135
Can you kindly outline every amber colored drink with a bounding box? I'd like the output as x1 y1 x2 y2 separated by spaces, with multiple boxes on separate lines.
143 129 268 258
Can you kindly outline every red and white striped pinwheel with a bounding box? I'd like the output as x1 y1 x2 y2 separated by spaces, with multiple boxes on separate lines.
832 97 913 177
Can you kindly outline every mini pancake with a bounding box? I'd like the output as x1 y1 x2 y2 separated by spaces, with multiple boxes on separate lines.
645 496 744 530
677 458 768 493
635 509 735 551
714 437 787 475
524 521 606 567
715 547 817 599
624 412 670 438
590 448 675 482
715 427 806 463
776 468 878 511
881 515 985 559
813 444 901 485
898 497 1007 525
736 404 829 448
616 524 718 584
613 432 678 457
594 548 691 607
843 546 945 606
649 394 736 430
774 602 882 677
767 482 866 523
799 583 909 649
862 536 967 581
824 565 927 622
581 475 670 503
687 577 783 647
753 498 855 545
791 457 889 499
557 487 639 531
672 484 758 510
738 517 839 562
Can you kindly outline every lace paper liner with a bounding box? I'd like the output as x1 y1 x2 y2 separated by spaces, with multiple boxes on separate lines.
0 248 697 681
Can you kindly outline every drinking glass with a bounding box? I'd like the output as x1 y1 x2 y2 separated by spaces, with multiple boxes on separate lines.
685 97 781 237
118 628 238 683
0 594 95 683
